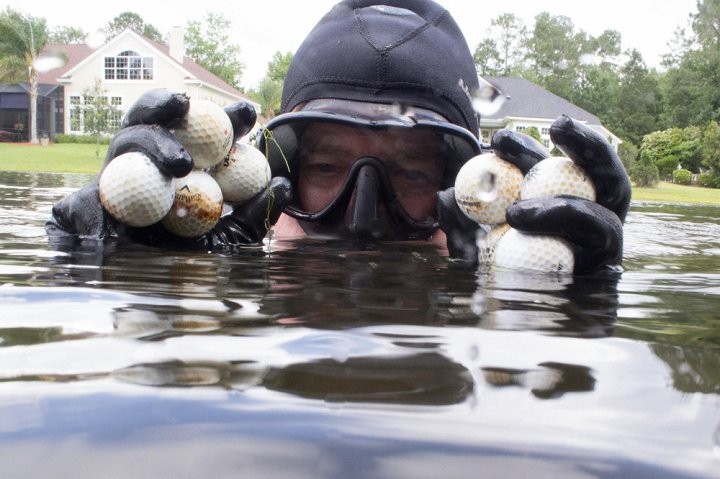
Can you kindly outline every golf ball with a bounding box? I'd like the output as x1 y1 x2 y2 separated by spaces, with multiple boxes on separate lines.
210 143 271 204
521 156 596 201
98 151 175 227
161 170 224 237
454 153 523 225
171 99 234 169
493 228 575 273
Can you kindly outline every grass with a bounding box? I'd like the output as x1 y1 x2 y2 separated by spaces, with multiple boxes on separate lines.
631 181 720 206
1 142 719 206
0 142 105 174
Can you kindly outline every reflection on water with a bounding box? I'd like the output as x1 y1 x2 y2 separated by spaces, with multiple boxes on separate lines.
1 171 719 478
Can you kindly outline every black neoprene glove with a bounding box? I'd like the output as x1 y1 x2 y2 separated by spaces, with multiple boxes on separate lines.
438 115 631 274
46 89 292 250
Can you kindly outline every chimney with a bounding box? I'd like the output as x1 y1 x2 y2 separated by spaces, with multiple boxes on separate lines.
169 26 185 63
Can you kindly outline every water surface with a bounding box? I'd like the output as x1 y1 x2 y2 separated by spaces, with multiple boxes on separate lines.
1 171 719 478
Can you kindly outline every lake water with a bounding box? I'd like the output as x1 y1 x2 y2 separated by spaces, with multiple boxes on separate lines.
1 171 719 478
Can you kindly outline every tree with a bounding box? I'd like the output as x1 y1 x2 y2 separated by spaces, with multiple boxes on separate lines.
614 50 660 145
49 26 87 44
473 39 503 76
81 78 122 159
185 12 245 89
0 7 49 144
631 148 660 187
266 51 293 82
702 120 720 174
105 12 164 42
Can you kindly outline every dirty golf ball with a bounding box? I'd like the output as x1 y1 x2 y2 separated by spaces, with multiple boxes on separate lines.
161 170 224 237
210 143 271 204
454 153 523 225
171 99 234 169
521 156 596 201
99 151 175 227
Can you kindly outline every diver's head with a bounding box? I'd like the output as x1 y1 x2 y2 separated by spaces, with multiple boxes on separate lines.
258 0 481 240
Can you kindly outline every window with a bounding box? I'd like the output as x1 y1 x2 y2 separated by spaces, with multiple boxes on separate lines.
515 126 526 132
104 51 153 80
541 127 550 136
68 95 123 133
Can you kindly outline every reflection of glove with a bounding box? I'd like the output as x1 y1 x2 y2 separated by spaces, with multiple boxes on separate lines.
438 116 631 274
46 89 292 249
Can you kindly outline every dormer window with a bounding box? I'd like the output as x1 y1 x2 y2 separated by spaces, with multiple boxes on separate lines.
104 51 153 80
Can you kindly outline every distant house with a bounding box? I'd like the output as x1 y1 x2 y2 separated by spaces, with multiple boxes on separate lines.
0 28 261 140
479 76 621 151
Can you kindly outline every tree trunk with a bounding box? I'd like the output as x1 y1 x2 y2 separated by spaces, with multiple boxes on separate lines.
29 69 39 144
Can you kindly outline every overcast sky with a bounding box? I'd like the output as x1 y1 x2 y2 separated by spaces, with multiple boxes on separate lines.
8 0 699 90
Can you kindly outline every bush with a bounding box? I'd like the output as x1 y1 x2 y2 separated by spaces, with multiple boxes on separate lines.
0 130 16 142
54 134 111 144
631 150 660 187
698 173 720 188
672 168 693 185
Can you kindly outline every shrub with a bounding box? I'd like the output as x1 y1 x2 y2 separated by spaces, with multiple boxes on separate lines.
698 173 720 188
631 150 660 187
0 130 16 142
672 168 693 185
54 134 110 144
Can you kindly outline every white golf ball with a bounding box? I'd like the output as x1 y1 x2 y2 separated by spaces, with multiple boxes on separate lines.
454 153 523 225
210 143 270 204
493 228 575 273
98 151 175 227
161 170 224 237
171 99 234 169
521 156 596 201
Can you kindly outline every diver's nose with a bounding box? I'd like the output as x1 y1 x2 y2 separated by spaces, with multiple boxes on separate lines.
347 164 386 239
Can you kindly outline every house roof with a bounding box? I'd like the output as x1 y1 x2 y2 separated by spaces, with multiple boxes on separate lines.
481 76 602 126
37 30 255 106
37 43 95 84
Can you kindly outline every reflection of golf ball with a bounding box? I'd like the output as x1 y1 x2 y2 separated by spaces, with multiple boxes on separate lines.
99 152 174 227
210 143 270 204
161 170 223 237
521 156 596 201
454 153 523 225
171 99 233 169
494 228 575 273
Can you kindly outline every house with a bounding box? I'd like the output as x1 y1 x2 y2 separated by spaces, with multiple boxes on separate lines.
0 28 261 140
478 76 621 151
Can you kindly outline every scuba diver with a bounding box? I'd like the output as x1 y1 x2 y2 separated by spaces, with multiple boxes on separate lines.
46 0 630 275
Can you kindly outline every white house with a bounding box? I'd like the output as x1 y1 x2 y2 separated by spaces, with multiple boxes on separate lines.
21 28 261 138
478 76 621 151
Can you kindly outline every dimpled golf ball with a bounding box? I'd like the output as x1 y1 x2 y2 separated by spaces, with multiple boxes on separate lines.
493 228 575 273
210 143 270 204
454 153 523 225
171 99 234 169
99 151 175 227
161 170 224 237
521 156 596 201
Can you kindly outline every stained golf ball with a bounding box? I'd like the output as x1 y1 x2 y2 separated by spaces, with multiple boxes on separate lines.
493 228 575 273
161 170 224 237
171 99 234 169
521 156 596 201
98 151 175 227
454 153 523 225
210 143 270 204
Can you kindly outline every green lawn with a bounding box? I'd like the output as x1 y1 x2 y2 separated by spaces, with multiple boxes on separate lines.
632 181 720 206
0 142 105 174
1 142 719 206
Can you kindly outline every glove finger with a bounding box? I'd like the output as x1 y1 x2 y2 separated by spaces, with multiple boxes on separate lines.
437 187 481 265
121 89 190 128
507 196 624 274
104 125 193 178
213 177 293 245
224 101 258 141
491 129 550 175
550 116 631 222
